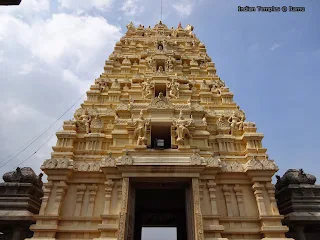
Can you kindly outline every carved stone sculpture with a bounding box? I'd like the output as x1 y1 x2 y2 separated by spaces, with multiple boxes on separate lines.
166 78 180 99
3 167 43 188
141 78 155 99
76 109 92 134
275 169 317 190
172 110 193 145
133 110 150 145
111 78 121 90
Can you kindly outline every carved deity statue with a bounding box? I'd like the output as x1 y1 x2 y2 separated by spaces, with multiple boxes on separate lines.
111 78 120 90
141 78 155 99
157 65 164 72
147 57 156 72
166 78 180 99
173 110 193 145
202 114 207 125
77 109 92 134
200 80 210 91
133 110 150 145
165 56 174 72
228 109 246 135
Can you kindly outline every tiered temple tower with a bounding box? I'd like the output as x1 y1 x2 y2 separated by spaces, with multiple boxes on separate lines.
28 22 291 240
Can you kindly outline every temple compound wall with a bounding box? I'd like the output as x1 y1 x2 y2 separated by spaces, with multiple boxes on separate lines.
27 22 292 240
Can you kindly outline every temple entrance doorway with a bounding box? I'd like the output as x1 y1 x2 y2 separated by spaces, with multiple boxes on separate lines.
127 179 194 240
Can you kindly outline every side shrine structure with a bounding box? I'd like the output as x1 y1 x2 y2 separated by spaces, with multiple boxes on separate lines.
28 22 292 240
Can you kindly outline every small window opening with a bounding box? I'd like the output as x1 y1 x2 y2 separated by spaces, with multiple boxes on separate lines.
156 61 165 72
155 84 166 97
151 125 171 149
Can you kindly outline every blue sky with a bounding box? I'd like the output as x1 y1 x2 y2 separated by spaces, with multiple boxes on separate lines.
0 0 319 183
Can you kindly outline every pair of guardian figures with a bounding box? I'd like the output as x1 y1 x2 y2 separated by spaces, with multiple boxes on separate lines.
141 78 179 99
133 110 193 146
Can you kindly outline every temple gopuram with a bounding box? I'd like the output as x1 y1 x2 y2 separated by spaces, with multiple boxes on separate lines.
27 22 292 240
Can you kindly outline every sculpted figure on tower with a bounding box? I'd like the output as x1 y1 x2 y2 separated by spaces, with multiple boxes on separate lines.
141 78 155 99
133 110 150 145
173 110 193 145
166 78 180 99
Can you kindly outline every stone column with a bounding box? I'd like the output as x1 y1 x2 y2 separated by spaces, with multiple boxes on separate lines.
53 181 68 215
103 179 114 215
294 226 306 240
74 184 86 216
207 180 218 215
87 184 99 216
234 184 246 227
39 181 53 215
265 182 280 215
117 178 129 240
222 185 233 217
234 184 246 216
252 182 267 216
192 178 204 240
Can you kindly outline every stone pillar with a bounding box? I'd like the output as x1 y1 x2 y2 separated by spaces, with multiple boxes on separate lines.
207 180 218 215
87 184 99 216
234 184 246 216
265 182 280 215
252 182 267 216
117 178 129 240
192 178 204 240
53 181 68 215
222 185 233 217
39 181 53 215
74 184 86 216
234 184 247 227
294 226 306 240
103 179 114 215
207 180 226 239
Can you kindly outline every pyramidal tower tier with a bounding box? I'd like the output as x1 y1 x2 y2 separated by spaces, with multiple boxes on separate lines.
28 22 292 240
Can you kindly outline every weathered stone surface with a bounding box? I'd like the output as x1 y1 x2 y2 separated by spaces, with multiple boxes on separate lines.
276 169 319 240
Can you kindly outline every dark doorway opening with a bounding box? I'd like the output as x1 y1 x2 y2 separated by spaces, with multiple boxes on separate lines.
133 188 188 240
151 125 171 149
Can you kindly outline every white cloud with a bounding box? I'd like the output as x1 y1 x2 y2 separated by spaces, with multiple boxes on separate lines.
270 42 281 51
121 0 144 16
58 0 113 13
172 0 194 17
18 63 35 75
0 2 123 177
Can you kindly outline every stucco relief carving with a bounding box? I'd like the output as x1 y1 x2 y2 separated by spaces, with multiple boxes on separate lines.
117 151 133 165
101 153 116 167
190 152 203 165
221 161 244 172
41 157 73 170
245 158 278 171
148 92 174 110
90 115 104 133
192 103 204 112
205 155 222 168
74 161 100 172
116 102 129 111
75 109 92 134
